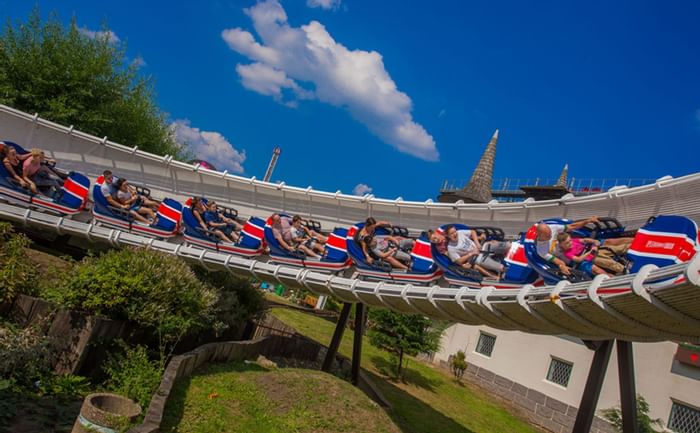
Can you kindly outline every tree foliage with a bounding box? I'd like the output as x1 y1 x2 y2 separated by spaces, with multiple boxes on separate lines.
0 8 184 158
601 395 664 433
367 309 445 379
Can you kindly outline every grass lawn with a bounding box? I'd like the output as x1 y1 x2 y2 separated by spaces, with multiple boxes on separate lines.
160 362 401 433
271 308 543 433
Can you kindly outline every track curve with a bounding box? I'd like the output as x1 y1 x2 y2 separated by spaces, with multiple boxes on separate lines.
1 105 699 343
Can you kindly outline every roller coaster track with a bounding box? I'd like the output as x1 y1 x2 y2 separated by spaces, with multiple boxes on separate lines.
1 104 699 343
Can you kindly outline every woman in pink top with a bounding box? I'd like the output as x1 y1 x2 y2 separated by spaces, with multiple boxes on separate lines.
556 232 609 276
22 148 61 196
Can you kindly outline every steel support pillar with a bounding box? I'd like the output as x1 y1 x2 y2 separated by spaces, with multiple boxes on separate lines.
573 340 614 433
321 302 352 372
617 340 639 433
351 303 365 386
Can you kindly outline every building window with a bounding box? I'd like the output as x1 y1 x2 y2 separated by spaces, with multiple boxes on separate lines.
669 401 700 433
546 358 573 387
475 332 496 357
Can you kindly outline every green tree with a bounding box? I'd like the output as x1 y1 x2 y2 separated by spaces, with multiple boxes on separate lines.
601 395 664 433
0 8 185 158
367 309 445 379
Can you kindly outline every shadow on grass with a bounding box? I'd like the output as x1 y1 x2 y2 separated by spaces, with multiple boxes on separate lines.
370 355 442 393
364 370 475 433
159 361 268 432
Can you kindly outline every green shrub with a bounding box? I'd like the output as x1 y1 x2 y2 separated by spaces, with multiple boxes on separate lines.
0 321 55 389
192 268 265 335
55 248 217 346
103 344 162 409
450 351 468 380
0 222 38 302
601 394 663 433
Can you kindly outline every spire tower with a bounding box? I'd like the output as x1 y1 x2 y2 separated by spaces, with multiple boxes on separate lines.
556 163 569 188
460 129 498 203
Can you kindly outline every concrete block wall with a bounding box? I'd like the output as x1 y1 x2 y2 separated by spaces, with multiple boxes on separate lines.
458 362 616 433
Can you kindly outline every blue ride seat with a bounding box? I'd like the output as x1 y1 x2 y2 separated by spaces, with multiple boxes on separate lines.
525 215 697 286
431 224 538 287
92 179 182 236
182 197 264 253
0 141 90 214
263 214 349 269
346 222 440 279
523 219 594 285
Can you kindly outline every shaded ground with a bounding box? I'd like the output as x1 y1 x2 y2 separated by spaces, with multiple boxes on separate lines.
161 361 401 433
0 391 82 433
271 308 544 433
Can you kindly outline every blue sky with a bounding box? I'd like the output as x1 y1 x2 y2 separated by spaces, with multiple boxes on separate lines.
3 0 699 200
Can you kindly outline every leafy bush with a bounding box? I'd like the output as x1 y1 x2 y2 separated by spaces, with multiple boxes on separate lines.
0 8 185 158
39 374 91 399
192 268 265 335
0 321 55 389
450 351 467 380
104 344 162 409
0 222 38 303
54 248 217 347
601 394 663 433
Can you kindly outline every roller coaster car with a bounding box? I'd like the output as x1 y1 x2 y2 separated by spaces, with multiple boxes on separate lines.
92 176 182 238
263 213 351 272
0 141 90 215
346 222 442 284
430 224 540 289
182 202 265 257
524 215 698 286
626 215 699 287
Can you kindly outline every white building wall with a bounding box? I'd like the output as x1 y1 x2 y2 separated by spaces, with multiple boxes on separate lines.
435 324 700 425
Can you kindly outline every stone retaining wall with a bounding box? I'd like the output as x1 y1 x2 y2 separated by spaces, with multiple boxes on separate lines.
457 362 616 433
7 295 127 375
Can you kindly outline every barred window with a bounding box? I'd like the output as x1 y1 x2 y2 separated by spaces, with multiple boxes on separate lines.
669 401 700 433
475 332 496 357
546 357 573 387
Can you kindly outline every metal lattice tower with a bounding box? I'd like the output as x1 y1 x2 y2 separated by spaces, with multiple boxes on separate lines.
263 146 282 182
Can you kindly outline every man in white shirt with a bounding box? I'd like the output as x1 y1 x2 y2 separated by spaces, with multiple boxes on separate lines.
445 225 510 278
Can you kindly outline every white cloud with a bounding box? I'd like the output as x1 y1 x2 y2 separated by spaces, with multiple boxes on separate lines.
79 27 120 44
131 56 147 69
221 0 439 161
352 183 373 196
236 63 311 107
171 120 246 174
307 0 341 10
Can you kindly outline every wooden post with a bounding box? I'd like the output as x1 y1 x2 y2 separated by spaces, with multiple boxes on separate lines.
321 302 352 372
572 340 614 433
617 341 639 433
351 303 365 386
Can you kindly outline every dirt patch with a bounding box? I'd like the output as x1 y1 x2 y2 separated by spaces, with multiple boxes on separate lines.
25 248 73 275
254 373 295 415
